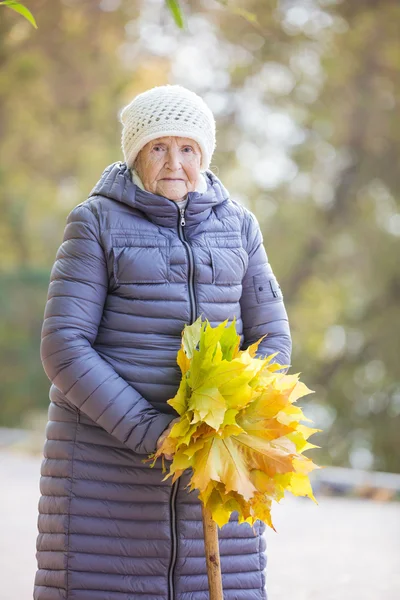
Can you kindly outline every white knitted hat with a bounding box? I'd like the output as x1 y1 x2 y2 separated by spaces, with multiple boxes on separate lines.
119 85 216 172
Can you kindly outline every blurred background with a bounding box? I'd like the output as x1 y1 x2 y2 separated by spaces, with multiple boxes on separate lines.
0 1 399 599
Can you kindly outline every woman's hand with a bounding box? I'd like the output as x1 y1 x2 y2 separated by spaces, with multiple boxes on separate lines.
156 417 180 460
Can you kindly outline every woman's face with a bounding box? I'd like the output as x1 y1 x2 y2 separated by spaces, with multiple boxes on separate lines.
134 136 202 202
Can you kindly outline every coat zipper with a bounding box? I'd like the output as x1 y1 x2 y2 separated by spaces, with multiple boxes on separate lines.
168 478 179 600
167 202 197 600
178 206 197 323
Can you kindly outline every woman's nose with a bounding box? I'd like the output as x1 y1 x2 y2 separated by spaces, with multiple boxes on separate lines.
165 148 181 171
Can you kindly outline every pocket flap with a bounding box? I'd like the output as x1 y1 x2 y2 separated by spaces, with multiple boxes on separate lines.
112 235 169 284
253 274 283 303
206 235 243 248
112 234 168 248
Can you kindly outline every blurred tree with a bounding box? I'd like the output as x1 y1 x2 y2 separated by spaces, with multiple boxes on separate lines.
0 0 399 474
182 0 400 472
0 0 168 424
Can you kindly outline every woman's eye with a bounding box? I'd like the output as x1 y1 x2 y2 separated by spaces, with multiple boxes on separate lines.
182 146 194 153
153 145 164 152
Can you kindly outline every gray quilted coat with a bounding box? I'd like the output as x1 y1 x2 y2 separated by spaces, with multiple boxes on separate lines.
34 161 292 600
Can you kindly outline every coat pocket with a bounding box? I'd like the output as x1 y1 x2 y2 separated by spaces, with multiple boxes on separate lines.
207 235 249 285
253 274 283 304
112 234 170 285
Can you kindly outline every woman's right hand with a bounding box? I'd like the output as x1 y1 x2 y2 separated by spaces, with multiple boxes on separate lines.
156 417 180 460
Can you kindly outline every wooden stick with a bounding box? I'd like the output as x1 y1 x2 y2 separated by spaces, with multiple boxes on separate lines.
201 502 224 599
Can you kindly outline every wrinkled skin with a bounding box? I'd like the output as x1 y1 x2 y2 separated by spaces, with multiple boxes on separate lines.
134 136 202 202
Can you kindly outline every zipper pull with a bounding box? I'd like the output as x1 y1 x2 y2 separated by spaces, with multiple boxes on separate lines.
180 208 186 227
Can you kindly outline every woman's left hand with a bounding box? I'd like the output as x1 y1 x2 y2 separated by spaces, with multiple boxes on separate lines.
156 417 180 460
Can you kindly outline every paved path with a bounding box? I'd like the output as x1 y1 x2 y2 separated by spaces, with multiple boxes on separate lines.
1 450 399 600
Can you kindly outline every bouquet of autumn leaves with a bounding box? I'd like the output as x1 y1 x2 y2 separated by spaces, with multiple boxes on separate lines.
148 316 321 531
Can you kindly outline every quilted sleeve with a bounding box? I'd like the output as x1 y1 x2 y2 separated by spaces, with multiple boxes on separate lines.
40 203 175 455
240 211 292 372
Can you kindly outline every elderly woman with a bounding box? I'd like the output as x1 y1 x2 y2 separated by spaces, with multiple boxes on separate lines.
34 85 292 600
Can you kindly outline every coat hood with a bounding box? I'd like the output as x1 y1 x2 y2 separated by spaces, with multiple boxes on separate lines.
88 161 230 228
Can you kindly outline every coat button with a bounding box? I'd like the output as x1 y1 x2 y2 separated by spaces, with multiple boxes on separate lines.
258 286 263 291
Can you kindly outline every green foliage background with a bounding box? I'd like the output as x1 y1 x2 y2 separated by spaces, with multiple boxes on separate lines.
1 0 399 472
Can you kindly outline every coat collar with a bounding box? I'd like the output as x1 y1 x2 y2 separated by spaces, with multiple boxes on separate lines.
88 161 229 229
